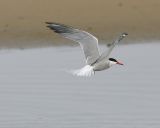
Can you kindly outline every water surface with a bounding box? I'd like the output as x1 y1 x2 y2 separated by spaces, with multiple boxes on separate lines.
0 43 160 128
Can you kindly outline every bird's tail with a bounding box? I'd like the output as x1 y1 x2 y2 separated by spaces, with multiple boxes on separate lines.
71 65 95 77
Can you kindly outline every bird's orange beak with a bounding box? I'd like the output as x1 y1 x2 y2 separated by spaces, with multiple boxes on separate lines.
117 61 124 65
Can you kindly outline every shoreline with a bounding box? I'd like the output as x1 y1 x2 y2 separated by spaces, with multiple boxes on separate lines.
0 0 160 48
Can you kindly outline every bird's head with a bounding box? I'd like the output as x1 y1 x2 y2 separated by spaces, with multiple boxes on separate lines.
109 58 124 66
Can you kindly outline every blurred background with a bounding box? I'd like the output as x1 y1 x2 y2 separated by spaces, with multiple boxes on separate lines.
0 1 160 128
0 0 160 48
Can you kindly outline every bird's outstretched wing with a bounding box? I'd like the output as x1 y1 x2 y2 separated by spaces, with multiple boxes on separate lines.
93 33 128 64
46 22 100 65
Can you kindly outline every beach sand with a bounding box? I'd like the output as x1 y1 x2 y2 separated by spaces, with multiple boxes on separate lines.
0 0 160 48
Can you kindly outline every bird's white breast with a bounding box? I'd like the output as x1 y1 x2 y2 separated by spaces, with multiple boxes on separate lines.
93 60 110 71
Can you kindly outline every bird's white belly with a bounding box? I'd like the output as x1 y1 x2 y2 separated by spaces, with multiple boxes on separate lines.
93 61 110 71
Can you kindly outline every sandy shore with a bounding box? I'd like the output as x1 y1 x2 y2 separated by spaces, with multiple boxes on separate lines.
0 0 160 48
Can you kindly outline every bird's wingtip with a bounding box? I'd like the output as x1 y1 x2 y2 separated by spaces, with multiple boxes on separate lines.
45 22 53 25
45 22 56 29
46 25 51 28
122 32 128 36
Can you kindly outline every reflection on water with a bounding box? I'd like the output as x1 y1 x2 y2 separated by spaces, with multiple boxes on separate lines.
0 43 160 128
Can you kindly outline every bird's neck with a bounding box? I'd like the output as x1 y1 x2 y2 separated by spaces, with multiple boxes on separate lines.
109 61 117 67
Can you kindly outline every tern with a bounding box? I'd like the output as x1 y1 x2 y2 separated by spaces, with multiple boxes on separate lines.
46 22 128 77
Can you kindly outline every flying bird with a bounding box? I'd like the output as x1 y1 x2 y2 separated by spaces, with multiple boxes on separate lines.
46 22 128 77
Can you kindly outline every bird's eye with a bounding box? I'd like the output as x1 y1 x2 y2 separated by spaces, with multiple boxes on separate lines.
109 58 117 62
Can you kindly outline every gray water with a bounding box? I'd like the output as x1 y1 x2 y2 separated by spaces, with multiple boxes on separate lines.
0 43 160 128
